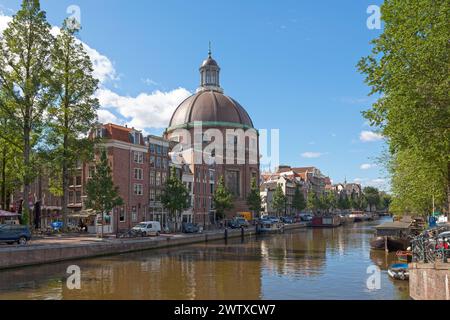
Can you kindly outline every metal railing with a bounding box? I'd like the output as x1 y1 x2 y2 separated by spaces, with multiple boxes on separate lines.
411 227 449 263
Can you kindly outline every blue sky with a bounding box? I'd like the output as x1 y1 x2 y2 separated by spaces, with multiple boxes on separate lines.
0 0 388 190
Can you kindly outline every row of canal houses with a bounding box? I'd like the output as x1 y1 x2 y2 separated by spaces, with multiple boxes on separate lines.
260 166 362 216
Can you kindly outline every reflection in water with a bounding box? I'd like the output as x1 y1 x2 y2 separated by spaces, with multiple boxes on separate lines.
0 219 410 300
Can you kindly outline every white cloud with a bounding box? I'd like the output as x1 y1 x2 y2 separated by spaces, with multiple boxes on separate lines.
1 13 117 85
0 12 12 32
360 131 383 142
360 163 377 170
96 88 191 129
142 78 159 86
97 109 120 124
301 152 325 159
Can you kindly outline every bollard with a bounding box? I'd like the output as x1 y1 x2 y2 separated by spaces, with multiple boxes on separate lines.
241 227 245 239
224 228 228 240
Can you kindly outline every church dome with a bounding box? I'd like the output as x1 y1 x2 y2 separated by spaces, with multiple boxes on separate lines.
167 51 254 132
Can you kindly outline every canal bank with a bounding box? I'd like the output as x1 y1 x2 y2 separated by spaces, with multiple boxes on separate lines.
0 223 306 270
0 220 409 300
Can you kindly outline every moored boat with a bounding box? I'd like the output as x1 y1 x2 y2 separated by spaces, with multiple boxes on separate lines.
396 250 412 263
370 220 412 252
256 220 285 234
311 216 341 228
388 263 409 281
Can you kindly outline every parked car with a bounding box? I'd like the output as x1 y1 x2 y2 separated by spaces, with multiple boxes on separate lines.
0 224 31 245
132 221 161 237
182 223 200 234
280 216 294 224
229 217 249 229
299 214 313 222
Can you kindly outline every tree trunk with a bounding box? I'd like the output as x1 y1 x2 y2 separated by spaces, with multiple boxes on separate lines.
62 132 69 232
23 124 31 225
1 147 6 210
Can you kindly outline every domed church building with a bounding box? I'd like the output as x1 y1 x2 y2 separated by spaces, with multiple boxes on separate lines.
165 50 260 225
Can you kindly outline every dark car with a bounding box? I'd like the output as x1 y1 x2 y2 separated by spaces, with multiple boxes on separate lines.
228 217 249 229
182 223 200 234
280 216 294 224
0 224 31 245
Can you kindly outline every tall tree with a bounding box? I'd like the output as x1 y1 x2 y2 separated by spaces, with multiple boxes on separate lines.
246 177 262 219
85 149 123 237
325 191 337 213
358 0 450 215
47 20 99 230
364 187 381 212
0 0 53 224
161 167 190 232
292 186 307 214
213 176 234 221
272 184 287 216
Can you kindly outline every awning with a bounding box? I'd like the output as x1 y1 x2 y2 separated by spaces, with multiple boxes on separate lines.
0 210 20 217
69 209 96 218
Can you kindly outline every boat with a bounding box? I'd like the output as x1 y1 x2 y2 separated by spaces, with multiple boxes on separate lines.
396 251 412 263
388 263 409 281
311 216 341 228
339 214 355 224
370 220 412 252
350 211 367 222
256 220 284 234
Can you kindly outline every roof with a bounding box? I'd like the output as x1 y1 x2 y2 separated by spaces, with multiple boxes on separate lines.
168 90 254 132
102 124 146 146
375 221 411 230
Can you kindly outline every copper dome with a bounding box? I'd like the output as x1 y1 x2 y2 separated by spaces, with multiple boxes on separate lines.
167 90 254 132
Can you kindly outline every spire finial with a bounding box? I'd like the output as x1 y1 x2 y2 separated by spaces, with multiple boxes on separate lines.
208 41 212 57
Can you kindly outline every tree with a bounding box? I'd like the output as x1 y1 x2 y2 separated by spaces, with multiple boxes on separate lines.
272 184 287 216
85 149 123 237
337 194 351 211
292 186 306 214
0 0 53 225
358 0 450 215
46 19 99 230
161 167 190 232
307 192 319 214
325 191 337 213
213 176 234 221
364 187 381 212
246 177 262 219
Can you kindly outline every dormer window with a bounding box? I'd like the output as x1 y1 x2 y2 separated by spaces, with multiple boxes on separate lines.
130 131 141 145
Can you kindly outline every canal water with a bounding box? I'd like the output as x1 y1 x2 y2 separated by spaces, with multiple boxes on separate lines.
0 218 410 300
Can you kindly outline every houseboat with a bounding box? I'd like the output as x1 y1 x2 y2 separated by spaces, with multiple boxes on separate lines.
311 216 341 228
256 220 285 234
370 220 412 252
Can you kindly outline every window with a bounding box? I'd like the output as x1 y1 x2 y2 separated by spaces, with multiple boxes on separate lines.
162 172 167 185
149 144 155 154
88 166 95 178
156 145 162 155
149 190 156 202
225 170 240 197
150 171 155 185
69 191 74 204
131 132 141 145
134 184 143 196
150 156 155 168
76 191 82 203
119 208 125 222
156 172 161 186
163 159 168 170
134 152 144 164
132 207 137 222
156 157 161 169
76 176 82 186
134 168 143 180
155 190 161 201
162 146 168 155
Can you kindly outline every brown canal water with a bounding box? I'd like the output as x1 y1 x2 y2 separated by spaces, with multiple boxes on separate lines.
0 218 410 300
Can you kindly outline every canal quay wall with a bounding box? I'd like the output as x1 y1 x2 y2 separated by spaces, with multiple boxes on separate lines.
0 223 306 270
409 262 450 300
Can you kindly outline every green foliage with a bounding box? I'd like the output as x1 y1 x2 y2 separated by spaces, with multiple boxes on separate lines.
364 187 381 212
161 167 190 228
0 0 53 220
358 0 450 215
272 184 287 215
246 177 262 216
213 176 234 220
46 19 99 228
337 194 350 211
292 186 307 214
85 149 123 217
